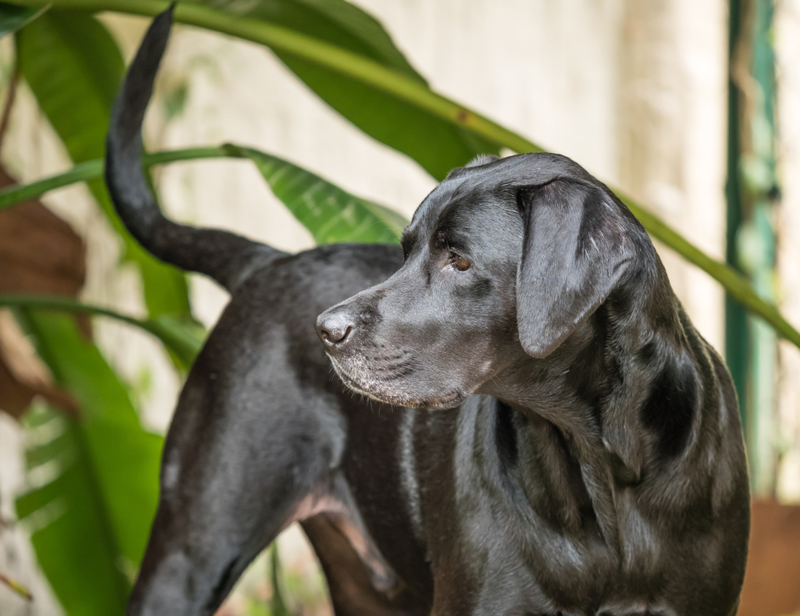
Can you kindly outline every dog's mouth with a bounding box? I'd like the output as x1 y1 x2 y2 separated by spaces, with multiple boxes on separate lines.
328 356 466 410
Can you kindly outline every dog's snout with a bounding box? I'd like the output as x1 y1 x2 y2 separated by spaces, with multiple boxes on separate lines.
316 311 355 350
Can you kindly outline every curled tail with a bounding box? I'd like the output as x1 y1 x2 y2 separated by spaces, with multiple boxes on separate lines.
105 6 282 292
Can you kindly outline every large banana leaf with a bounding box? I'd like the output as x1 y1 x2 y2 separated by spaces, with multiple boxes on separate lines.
10 0 502 180
18 405 133 616
0 144 410 243
235 145 407 244
0 0 44 37
183 0 421 78
14 11 192 319
180 0 500 180
16 310 164 616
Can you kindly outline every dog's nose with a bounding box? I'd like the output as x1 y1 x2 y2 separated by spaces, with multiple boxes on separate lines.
316 311 354 350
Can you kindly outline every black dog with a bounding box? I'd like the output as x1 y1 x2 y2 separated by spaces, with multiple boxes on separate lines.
108 10 749 616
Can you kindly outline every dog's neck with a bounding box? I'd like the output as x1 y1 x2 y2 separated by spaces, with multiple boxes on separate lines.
483 259 704 553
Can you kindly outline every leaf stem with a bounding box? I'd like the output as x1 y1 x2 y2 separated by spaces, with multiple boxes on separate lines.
0 572 33 601
0 294 203 364
0 142 798 350
0 146 237 209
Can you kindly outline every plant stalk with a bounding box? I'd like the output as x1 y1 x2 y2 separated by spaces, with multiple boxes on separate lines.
0 294 203 363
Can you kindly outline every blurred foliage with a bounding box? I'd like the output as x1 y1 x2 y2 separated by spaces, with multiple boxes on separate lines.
14 311 164 615
0 1 798 615
14 10 194 320
269 543 291 616
174 0 502 180
238 145 407 245
0 0 42 37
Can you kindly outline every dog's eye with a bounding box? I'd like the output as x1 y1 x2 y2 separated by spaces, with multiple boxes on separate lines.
448 252 471 272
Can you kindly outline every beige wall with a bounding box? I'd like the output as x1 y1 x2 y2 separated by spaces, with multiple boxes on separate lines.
776 1 800 500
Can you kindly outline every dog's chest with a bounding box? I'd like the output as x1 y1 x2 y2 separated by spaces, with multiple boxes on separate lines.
413 399 687 615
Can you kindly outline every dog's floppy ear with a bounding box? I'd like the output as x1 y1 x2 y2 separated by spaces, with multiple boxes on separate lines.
516 179 634 358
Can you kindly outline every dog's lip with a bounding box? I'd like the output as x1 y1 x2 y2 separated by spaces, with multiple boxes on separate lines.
328 357 466 410
423 390 466 410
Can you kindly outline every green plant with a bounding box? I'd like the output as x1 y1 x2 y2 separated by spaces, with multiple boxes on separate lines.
0 2 797 615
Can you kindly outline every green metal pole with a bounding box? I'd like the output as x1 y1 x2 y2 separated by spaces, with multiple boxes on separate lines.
726 0 748 424
726 0 779 496
744 0 779 496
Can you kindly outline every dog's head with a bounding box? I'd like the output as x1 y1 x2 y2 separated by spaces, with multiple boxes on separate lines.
316 153 648 409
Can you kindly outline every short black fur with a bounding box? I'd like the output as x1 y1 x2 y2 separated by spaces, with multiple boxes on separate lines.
640 356 699 459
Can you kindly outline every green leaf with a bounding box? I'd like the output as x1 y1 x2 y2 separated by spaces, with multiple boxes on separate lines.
234 145 408 245
0 146 234 212
0 1 45 38
284 53 501 181
14 10 192 319
17 405 132 616
15 11 121 162
182 0 498 180
5 0 537 159
0 145 798 352
0 142 409 244
0 294 203 369
16 311 165 616
11 0 502 180
269 543 290 616
0 158 103 211
187 0 421 80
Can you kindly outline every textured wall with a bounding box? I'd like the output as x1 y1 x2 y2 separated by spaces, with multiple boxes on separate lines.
775 1 800 500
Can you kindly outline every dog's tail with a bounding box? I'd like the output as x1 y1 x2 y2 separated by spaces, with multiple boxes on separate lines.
105 6 282 292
